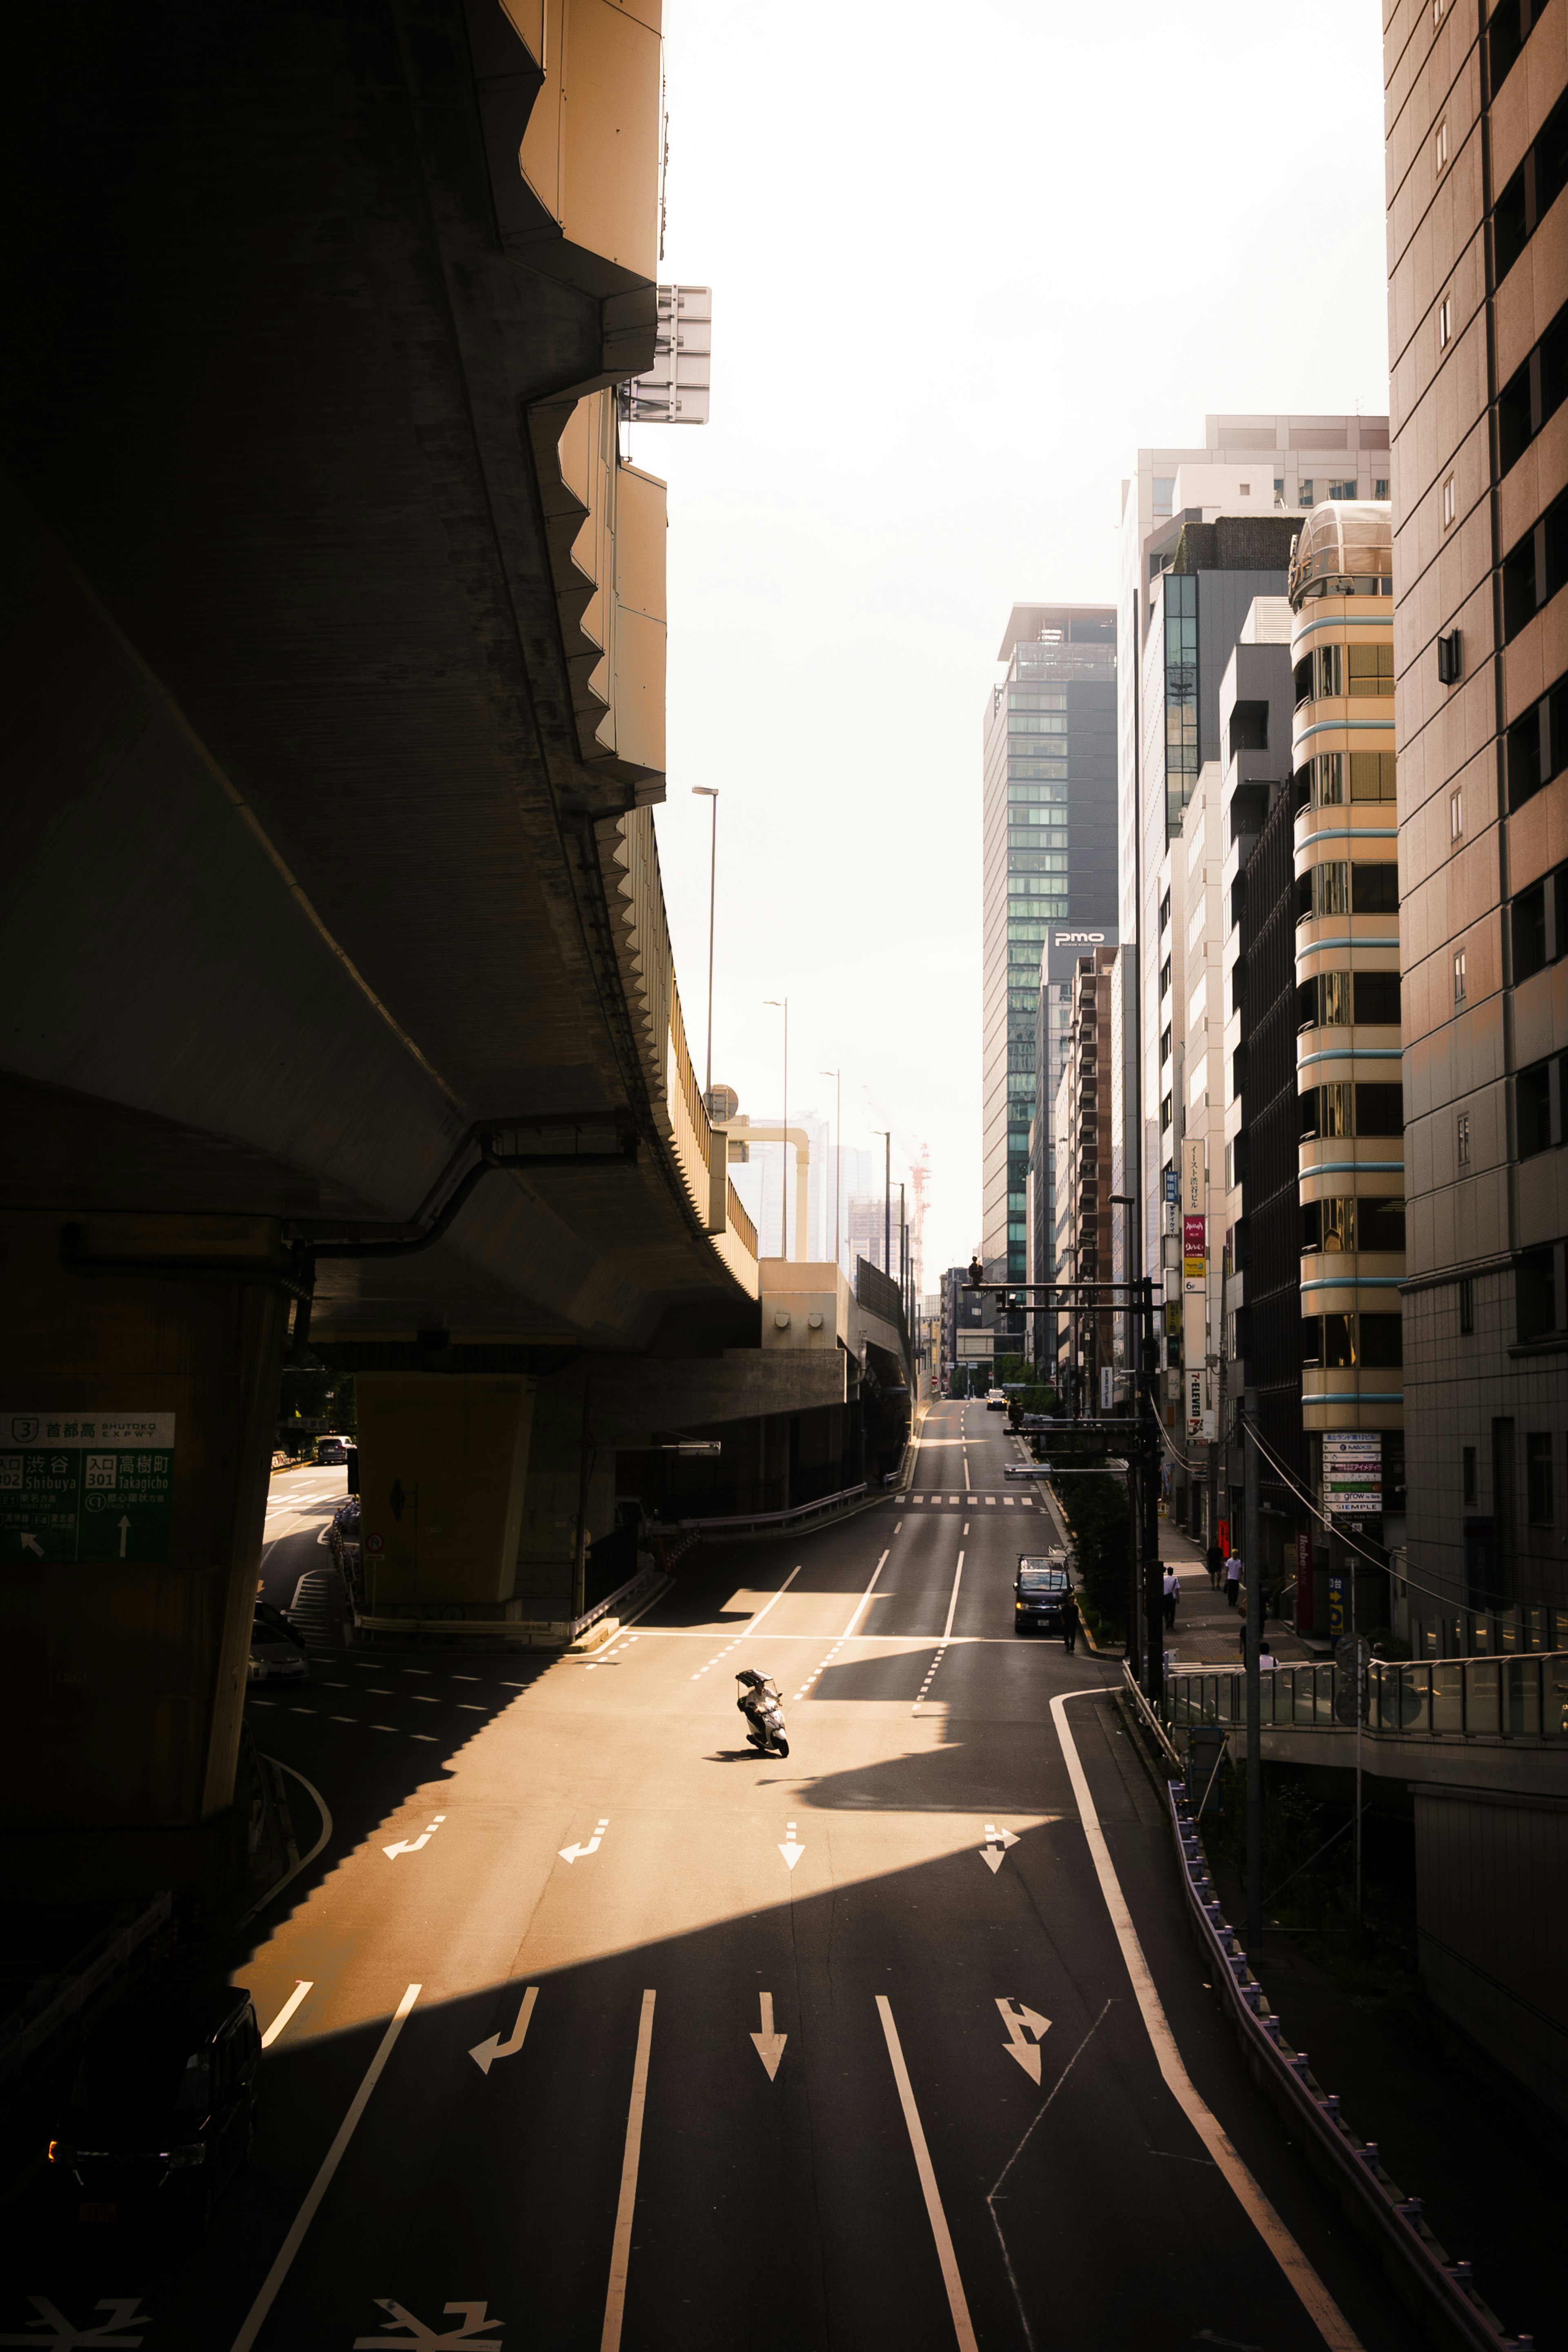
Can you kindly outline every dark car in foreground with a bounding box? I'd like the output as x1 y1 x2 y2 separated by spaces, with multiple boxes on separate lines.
49 1982 260 2233
1014 1550 1074 1634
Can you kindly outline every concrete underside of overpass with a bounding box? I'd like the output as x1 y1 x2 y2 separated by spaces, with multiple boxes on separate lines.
0 2 911 1896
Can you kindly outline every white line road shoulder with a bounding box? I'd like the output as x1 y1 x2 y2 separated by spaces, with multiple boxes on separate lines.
1049 1691 1362 2352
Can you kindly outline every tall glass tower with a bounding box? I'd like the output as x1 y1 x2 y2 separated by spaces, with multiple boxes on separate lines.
982 606 1117 1338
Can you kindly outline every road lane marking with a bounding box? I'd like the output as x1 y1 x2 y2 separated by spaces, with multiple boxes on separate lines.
600 1991 656 2352
979 1822 1020 1875
778 1819 805 1870
239 1758 334 1927
0 2296 151 2343
559 1817 609 1864
690 1561 803 1679
229 1984 421 2352
470 1984 538 2076
913 1552 964 1714
791 1552 889 1698
875 1997 978 2351
749 1992 786 2079
383 1814 446 1860
995 1998 1051 2084
261 1981 314 2049
1049 1693 1362 2351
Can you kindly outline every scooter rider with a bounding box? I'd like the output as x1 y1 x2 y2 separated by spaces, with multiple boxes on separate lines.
735 1668 788 1756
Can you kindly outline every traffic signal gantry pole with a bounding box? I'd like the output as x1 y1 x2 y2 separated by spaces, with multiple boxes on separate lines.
965 1260 1166 1710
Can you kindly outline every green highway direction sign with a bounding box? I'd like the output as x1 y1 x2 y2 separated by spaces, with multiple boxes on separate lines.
0 1411 175 1563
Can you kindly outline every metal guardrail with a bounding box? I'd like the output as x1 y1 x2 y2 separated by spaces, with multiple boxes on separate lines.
1120 1660 1181 1771
1165 1782 1530 2350
353 1561 668 1647
0 1892 172 2085
677 1481 868 1538
1165 1653 1568 1743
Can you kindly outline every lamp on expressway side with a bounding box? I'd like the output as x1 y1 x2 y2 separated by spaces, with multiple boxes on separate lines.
692 787 719 1102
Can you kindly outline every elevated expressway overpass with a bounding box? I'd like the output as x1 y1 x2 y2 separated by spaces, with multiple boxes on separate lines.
0 0 908 1897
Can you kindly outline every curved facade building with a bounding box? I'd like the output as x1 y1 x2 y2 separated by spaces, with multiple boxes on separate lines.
1289 505 1406 1501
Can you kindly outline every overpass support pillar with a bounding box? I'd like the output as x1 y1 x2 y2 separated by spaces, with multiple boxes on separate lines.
513 1369 616 1625
355 1373 536 1616
0 1213 289 1902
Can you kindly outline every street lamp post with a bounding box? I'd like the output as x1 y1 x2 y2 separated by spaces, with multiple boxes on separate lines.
692 787 719 1101
764 997 788 1258
820 1068 841 1272
872 1130 891 1278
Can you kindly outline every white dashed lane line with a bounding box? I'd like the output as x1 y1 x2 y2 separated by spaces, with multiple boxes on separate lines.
912 1550 965 1717
690 1564 803 1682
791 1552 889 1702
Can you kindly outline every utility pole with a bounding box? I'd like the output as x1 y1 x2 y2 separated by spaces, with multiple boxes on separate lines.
765 997 788 1259
692 787 719 1101
873 1130 891 1278
820 1068 841 1271
1143 1273 1163 1710
1244 1389 1262 1955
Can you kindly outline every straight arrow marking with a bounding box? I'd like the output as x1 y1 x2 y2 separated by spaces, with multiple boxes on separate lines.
778 1818 805 1870
979 1821 1020 1873
995 1996 1051 2084
749 1991 787 2080
470 1983 539 2076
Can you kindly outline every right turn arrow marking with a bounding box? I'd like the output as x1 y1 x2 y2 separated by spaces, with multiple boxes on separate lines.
749 1990 787 2080
995 1996 1051 2083
469 1983 538 2076
978 1821 1020 1875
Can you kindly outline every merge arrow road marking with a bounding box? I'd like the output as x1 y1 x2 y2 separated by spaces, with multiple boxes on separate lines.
470 1985 538 2076
777 1819 805 1870
383 1813 446 1860
352 2301 503 2347
559 1817 609 1864
749 1991 787 2080
0 2299 150 2348
994 1997 1052 2084
979 1821 1020 1874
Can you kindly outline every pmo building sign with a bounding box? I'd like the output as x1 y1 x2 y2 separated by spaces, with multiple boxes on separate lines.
1323 1431 1381 1522
0 1412 175 1563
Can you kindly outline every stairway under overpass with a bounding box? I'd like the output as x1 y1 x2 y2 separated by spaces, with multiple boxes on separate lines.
0 0 910 1899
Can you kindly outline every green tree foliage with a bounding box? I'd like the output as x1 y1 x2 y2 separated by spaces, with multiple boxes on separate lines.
1058 1471 1130 1627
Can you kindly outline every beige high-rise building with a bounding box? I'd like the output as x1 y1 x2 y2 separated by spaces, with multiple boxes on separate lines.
1385 0 1568 1655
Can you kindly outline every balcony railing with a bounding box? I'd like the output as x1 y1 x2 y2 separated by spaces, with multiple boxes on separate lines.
1165 1654 1568 1741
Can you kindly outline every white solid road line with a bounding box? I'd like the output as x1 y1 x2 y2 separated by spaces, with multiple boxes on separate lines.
237 1759 334 1928
600 1989 657 2352
260 1980 314 2049
1049 1692 1363 2352
229 1982 422 2352
875 1996 979 2352
913 1551 965 1715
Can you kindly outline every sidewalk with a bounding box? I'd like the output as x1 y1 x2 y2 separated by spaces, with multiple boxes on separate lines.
1157 1517 1313 1664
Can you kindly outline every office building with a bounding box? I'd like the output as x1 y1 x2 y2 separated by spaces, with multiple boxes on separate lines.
943 1266 996 1395
1029 923 1118 1360
1114 418 1393 1360
982 605 1117 1351
1385 0 1568 1660
1050 947 1118 1396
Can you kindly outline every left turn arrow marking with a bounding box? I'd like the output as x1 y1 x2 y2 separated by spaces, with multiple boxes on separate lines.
470 1984 538 2076
383 1813 445 1861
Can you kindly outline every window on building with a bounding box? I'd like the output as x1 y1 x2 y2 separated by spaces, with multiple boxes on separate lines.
1302 1196 1356 1252
1442 474 1457 528
1527 1431 1555 1522
1299 479 1315 507
1161 1092 1173 1133
1274 476 1286 505
1355 1082 1405 1134
1160 1023 1172 1067
1498 294 1568 473
1328 478 1357 499
1507 666 1568 810
1457 1112 1471 1165
1374 478 1390 498
1348 643 1394 696
1502 484 1568 641
1435 117 1449 172
1517 1057 1557 1155
1365 1195 1407 1251
1238 482 1251 496
1159 888 1171 934
1459 1276 1475 1334
1516 1246 1558 1339
1489 0 1540 94
1451 788 1463 840
1462 1442 1477 1500
1153 476 1174 518
1352 863 1401 913
1362 1314 1404 1367
1495 80 1568 279
1439 296 1452 349
1356 970 1402 1024
1454 948 1467 1003
1160 956 1172 999
1307 750 1398 805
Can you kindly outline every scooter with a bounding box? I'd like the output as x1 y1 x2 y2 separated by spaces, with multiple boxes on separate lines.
736 1668 789 1757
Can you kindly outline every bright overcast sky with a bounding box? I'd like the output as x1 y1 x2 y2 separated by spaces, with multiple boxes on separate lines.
645 0 1389 1292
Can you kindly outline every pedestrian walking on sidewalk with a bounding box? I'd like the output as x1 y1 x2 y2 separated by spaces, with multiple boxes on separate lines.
1225 1554 1242 1609
1205 1540 1223 1592
1162 1567 1180 1628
